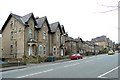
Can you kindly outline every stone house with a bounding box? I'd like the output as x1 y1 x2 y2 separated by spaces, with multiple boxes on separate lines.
35 16 51 57
1 13 37 60
1 13 66 61
86 41 102 55
65 37 77 55
91 35 109 50
49 22 62 57
60 25 66 56
85 41 94 53
107 38 115 51
75 37 84 54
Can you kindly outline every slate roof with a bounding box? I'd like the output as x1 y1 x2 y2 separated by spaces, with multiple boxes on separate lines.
36 16 46 29
50 22 62 33
1 13 36 32
22 13 33 23
11 13 34 25
50 22 58 32
11 13 23 24
35 16 51 32
61 25 65 34
85 41 93 46
91 35 107 42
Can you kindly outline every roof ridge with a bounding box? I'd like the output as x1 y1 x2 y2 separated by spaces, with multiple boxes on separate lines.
21 12 33 23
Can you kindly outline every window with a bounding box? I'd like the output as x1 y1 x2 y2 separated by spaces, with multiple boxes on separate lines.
10 21 15 30
57 47 59 54
11 31 13 39
29 28 32 39
43 46 46 54
57 34 59 42
11 31 17 39
39 45 42 56
14 20 17 30
53 46 56 55
10 45 13 54
10 21 13 29
42 31 46 40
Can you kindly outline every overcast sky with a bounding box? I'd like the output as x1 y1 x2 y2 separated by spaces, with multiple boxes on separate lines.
0 0 118 43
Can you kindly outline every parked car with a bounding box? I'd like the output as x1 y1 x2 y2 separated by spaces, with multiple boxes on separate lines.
70 53 83 60
108 50 114 55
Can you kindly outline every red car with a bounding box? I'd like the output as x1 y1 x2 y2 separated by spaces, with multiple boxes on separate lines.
70 53 83 60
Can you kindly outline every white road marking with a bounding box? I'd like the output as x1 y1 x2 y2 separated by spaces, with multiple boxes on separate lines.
16 69 53 78
98 66 120 78
64 63 79 68
98 76 107 78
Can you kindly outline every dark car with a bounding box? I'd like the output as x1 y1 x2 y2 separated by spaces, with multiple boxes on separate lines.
70 53 83 60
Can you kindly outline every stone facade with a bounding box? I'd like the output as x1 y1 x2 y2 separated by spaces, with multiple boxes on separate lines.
50 22 62 57
35 17 50 57
91 36 109 49
2 16 25 59
1 13 115 61
1 13 66 60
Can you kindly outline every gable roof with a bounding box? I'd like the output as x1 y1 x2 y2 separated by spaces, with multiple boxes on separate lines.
35 16 51 32
36 16 46 29
22 13 35 24
61 25 65 34
50 22 62 33
1 13 37 33
91 35 107 42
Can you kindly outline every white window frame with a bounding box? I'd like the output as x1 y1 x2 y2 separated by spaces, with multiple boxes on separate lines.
42 31 46 40
39 45 42 56
29 28 32 39
53 46 56 55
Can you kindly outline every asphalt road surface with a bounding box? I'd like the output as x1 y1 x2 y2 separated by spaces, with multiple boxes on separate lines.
2 53 120 79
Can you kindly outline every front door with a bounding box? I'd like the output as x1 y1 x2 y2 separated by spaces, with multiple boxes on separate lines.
29 46 32 56
61 49 64 56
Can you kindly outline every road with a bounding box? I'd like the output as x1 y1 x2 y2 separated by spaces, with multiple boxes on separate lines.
1 53 120 79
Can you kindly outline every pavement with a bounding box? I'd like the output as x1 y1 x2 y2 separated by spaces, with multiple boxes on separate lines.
1 58 71 72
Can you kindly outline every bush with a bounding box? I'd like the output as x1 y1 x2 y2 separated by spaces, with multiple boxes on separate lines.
55 56 69 60
99 48 108 54
85 52 94 56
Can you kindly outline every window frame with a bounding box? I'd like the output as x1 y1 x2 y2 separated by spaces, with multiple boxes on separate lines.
39 45 42 56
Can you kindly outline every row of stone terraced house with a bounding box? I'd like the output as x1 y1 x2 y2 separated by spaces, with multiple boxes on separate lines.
0 13 69 61
0 13 115 61
65 35 115 56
